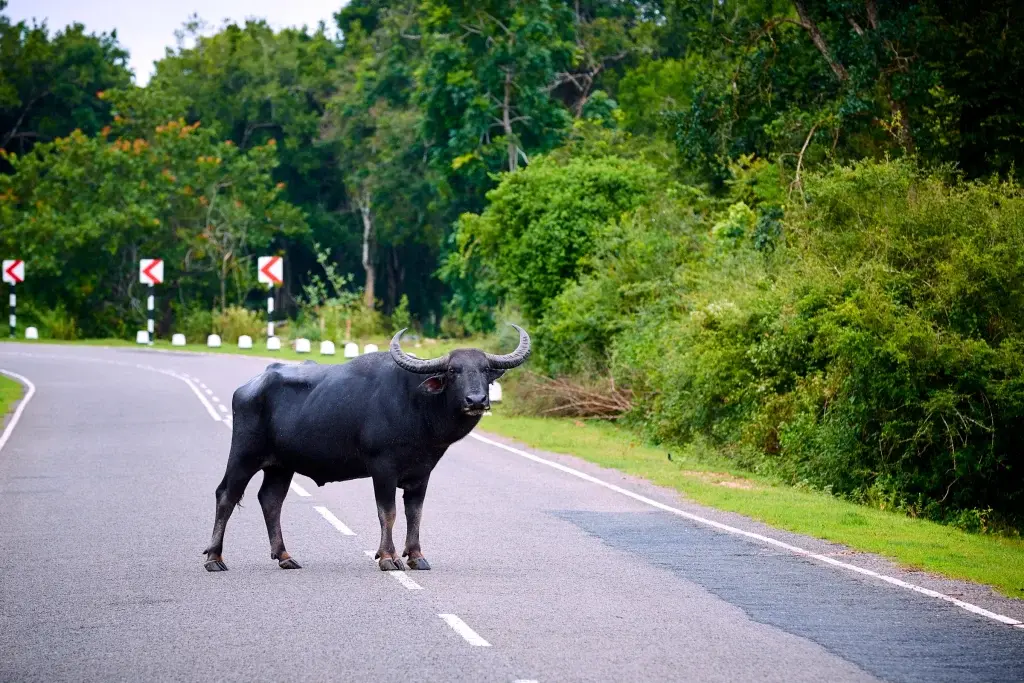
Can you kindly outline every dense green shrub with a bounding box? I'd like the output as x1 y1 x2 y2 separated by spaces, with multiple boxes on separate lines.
441 154 666 327
539 193 710 375
171 303 214 343
526 158 1024 528
21 302 80 340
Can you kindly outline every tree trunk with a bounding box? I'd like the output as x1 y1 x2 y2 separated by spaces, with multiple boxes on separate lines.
386 248 398 313
865 0 879 29
220 252 231 313
502 68 517 172
792 0 849 81
358 192 376 310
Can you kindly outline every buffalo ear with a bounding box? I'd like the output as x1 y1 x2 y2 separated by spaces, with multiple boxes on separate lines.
418 375 447 394
489 368 506 382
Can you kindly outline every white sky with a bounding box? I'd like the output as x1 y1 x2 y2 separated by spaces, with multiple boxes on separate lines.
6 0 346 85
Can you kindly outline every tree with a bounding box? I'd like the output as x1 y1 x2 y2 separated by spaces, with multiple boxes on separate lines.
144 18 346 310
417 0 576 176
0 114 305 334
0 3 131 167
441 153 664 326
323 2 446 316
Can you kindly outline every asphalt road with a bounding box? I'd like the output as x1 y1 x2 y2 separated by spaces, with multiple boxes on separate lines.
1 343 1022 682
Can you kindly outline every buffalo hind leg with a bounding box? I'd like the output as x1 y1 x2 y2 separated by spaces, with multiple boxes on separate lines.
203 461 259 571
259 467 300 569
371 470 405 571
402 478 431 570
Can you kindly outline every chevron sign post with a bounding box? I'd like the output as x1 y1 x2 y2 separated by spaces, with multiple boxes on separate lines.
138 259 163 344
3 259 24 338
258 256 283 346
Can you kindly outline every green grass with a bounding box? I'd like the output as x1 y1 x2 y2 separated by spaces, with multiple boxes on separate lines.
480 413 1024 600
0 373 23 421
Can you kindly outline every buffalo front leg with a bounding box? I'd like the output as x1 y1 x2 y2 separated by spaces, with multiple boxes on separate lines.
402 478 431 570
371 471 405 571
258 467 301 569
203 461 259 572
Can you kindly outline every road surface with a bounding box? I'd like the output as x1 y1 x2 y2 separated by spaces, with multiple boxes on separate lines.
1 343 1022 682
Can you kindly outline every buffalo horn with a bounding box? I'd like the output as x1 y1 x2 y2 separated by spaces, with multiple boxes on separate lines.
390 328 450 374
485 324 531 369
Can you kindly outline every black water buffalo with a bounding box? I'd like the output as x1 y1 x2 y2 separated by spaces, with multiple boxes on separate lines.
203 324 530 572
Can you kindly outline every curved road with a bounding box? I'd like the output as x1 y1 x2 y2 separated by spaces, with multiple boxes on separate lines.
0 343 1022 682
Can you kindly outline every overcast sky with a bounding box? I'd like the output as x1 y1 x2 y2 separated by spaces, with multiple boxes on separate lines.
6 0 346 85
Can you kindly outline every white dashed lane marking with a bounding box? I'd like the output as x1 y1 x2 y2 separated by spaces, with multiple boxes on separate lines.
217 403 228 413
289 481 311 497
364 551 423 590
314 506 356 535
439 614 491 647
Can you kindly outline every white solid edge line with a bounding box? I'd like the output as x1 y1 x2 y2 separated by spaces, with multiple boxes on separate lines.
0 369 37 455
363 551 423 590
289 481 311 497
314 506 356 535
439 614 491 647
468 431 1024 628
159 370 222 423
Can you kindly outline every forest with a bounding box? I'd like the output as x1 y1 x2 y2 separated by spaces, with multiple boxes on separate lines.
2 0 1023 529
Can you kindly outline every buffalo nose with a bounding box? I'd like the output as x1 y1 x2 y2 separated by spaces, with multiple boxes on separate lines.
465 394 488 409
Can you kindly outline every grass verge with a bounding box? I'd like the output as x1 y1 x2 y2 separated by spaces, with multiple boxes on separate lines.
0 373 23 421
480 413 1024 600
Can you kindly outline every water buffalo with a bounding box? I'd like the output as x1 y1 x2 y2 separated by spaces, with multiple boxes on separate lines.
203 324 531 572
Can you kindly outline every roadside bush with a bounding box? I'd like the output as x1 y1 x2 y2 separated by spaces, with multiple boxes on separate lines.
618 160 1024 526
298 242 383 341
526 158 1024 529
172 303 213 343
538 196 708 375
213 306 264 343
23 302 80 340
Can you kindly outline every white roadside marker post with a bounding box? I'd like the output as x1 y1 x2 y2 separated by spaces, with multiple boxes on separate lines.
7 286 13 339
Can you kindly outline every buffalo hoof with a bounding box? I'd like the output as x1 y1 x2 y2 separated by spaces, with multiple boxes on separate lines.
204 559 228 572
278 557 302 569
378 557 406 571
406 556 431 570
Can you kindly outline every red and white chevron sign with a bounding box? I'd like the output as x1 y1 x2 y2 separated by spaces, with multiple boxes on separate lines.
258 256 283 286
2 259 24 285
139 259 164 285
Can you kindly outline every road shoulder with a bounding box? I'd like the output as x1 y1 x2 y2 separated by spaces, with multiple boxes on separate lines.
473 424 1024 623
